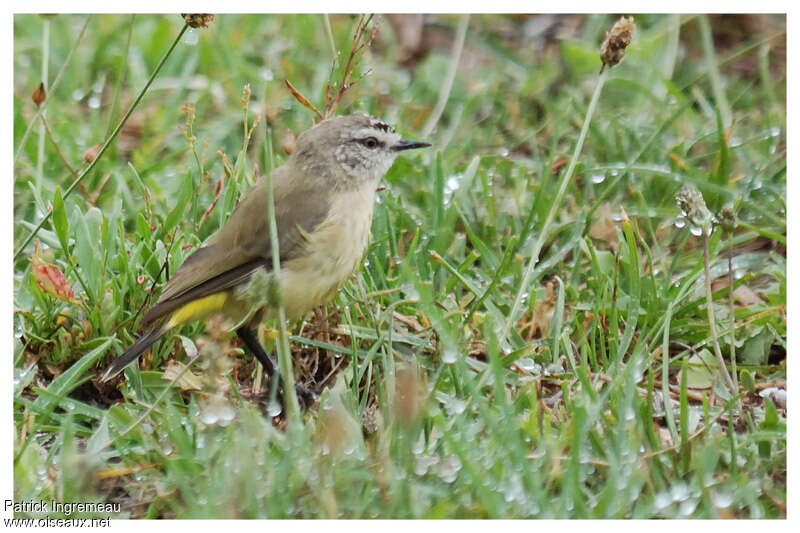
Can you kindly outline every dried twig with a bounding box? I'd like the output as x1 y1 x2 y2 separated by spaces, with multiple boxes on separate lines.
285 14 378 120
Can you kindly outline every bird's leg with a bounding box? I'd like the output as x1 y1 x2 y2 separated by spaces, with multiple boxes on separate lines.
236 326 316 408
236 327 276 376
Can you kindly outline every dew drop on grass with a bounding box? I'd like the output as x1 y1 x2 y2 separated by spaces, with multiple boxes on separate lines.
546 362 564 374
612 212 623 222
590 173 606 184
72 89 85 101
412 432 426 455
343 441 357 456
218 404 236 426
267 400 282 417
653 491 672 511
88 95 101 109
437 456 462 483
200 407 218 426
442 346 458 364
182 28 199 45
689 226 703 237
678 498 698 516
504 475 526 504
259 68 274 81
516 357 536 372
670 481 689 502
529 447 545 460
711 490 734 508
444 396 467 415
160 438 174 456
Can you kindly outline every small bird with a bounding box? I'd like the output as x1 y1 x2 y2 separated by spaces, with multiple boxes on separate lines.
101 113 430 392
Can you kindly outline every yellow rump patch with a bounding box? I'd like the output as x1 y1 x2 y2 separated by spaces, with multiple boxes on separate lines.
166 292 229 329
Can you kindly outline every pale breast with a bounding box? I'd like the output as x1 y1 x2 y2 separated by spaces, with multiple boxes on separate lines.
278 184 376 319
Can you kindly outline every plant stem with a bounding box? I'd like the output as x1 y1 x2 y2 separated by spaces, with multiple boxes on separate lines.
36 16 50 191
422 14 469 137
264 127 301 427
703 231 737 395
727 233 739 392
15 15 92 166
14 22 190 261
323 14 337 65
698 15 731 127
501 69 608 347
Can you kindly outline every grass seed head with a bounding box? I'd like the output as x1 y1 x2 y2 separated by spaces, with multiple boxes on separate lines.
719 204 737 233
182 14 214 29
600 16 635 73
676 184 714 232
31 82 46 107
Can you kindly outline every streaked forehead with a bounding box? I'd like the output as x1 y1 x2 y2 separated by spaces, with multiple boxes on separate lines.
365 118 394 133
350 125 399 140
342 114 395 133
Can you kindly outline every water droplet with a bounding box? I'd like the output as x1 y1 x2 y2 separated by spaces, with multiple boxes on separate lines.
259 67 274 81
414 454 438 476
671 481 689 502
444 396 467 415
442 346 458 364
445 175 461 192
711 489 734 508
529 447 545 460
218 404 236 426
200 407 218 425
343 441 357 456
88 95 101 109
503 475 524 502
412 432 425 455
72 89 85 101
160 438 174 456
590 173 606 184
182 28 199 45
497 147 510 157
625 407 635 421
516 357 537 372
611 213 623 222
437 456 462 483
689 226 703 237
267 400 282 417
654 491 672 511
678 498 698 516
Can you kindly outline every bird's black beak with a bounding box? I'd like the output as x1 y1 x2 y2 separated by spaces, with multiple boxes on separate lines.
392 138 431 151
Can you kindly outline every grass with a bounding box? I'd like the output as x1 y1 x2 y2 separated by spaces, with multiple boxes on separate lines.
12 14 786 518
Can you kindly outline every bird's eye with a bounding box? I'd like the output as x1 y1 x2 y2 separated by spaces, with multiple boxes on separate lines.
361 137 379 149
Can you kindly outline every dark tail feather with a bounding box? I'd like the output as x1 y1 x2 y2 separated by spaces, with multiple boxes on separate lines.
100 327 165 382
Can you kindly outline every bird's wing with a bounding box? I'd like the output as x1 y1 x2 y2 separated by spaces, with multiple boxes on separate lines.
139 165 330 327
